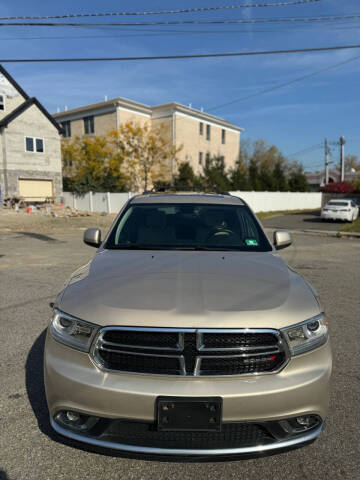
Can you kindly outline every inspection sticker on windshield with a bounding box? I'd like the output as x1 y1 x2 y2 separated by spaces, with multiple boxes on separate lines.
245 239 258 246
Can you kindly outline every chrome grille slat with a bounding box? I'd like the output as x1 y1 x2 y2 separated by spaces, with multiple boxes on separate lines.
100 337 184 352
99 346 183 359
91 327 289 376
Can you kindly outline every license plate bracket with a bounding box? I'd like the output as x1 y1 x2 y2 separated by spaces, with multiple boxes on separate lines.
157 397 222 432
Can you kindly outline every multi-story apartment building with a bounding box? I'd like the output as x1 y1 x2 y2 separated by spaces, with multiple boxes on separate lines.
53 98 243 176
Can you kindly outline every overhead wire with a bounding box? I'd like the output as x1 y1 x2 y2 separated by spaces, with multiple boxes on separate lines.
288 144 323 158
2 14 360 28
0 1 325 20
2 22 360 42
208 54 360 112
2 44 360 63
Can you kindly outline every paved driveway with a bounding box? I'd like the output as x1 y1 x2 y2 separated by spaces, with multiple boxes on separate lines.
0 229 359 480
261 210 343 232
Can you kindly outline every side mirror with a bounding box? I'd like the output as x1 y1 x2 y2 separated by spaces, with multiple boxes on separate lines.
84 228 102 248
273 230 292 250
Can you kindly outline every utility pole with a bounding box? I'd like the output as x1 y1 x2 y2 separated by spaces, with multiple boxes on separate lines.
324 138 329 185
340 135 346 181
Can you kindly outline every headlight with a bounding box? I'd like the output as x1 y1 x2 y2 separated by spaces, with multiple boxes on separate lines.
50 309 99 352
282 314 328 356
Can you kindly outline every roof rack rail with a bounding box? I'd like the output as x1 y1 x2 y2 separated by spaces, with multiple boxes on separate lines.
143 185 231 196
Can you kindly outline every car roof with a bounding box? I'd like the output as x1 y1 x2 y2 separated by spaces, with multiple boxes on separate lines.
130 192 246 206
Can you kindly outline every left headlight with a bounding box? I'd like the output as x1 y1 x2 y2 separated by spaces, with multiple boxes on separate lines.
50 309 99 352
281 314 328 356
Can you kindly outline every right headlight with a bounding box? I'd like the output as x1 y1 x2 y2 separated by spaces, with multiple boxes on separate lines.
50 309 99 352
281 314 328 356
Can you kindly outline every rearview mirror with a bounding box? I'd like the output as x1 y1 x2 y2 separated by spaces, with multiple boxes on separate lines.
273 230 292 250
84 228 102 248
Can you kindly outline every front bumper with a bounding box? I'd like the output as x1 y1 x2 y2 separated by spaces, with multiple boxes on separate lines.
45 331 332 455
51 415 324 456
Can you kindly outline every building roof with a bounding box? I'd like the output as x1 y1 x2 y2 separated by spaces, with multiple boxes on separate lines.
0 64 30 101
53 97 151 119
0 96 64 133
53 97 243 132
152 102 243 132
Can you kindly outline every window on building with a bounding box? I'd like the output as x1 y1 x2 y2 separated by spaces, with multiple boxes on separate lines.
84 116 95 134
199 152 203 165
61 120 71 138
0 95 4 111
25 137 44 153
25 137 34 152
206 124 211 140
36 138 44 153
205 152 210 163
221 129 226 144
199 122 203 135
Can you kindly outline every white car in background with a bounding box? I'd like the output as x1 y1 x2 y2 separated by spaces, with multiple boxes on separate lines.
321 199 359 222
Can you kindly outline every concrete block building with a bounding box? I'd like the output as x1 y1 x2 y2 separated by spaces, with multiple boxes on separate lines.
0 65 63 201
54 98 243 176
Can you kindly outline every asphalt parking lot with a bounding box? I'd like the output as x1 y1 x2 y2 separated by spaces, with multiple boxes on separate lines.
262 210 342 232
0 218 359 480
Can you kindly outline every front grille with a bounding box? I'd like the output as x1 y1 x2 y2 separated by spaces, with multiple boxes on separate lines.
201 332 278 350
93 328 288 376
198 353 286 376
96 419 274 450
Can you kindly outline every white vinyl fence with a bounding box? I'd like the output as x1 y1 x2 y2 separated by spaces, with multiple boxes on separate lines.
230 191 322 213
62 191 133 214
62 191 322 214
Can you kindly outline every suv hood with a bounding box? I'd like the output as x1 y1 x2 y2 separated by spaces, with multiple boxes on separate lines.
59 250 320 330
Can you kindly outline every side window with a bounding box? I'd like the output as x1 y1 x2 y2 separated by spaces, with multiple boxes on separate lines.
221 129 226 144
25 137 34 152
25 137 44 153
0 95 4 111
199 152 203 165
199 122 203 135
36 138 44 153
206 124 211 141
84 116 95 134
62 120 71 138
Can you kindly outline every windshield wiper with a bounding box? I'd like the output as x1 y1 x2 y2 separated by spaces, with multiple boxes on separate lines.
193 245 243 251
107 244 197 250
107 244 246 251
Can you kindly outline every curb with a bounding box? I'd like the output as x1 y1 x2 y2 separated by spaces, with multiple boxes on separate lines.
264 228 360 240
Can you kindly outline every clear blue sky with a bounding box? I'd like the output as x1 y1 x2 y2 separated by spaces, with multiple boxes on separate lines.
1 0 360 172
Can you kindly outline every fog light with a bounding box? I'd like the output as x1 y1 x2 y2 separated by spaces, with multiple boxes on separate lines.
55 410 100 432
297 416 312 426
66 411 80 422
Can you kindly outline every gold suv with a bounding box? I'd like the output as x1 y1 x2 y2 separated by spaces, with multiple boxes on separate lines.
45 192 332 456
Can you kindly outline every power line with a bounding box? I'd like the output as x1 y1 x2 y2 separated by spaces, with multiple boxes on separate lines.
3 23 360 42
2 23 360 42
288 144 323 158
2 44 360 63
2 14 360 28
208 54 360 112
0 1 325 20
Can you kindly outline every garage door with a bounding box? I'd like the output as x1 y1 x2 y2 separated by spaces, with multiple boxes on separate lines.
18 179 53 201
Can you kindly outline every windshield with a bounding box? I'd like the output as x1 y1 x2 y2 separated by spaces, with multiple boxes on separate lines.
105 203 272 252
327 201 349 207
